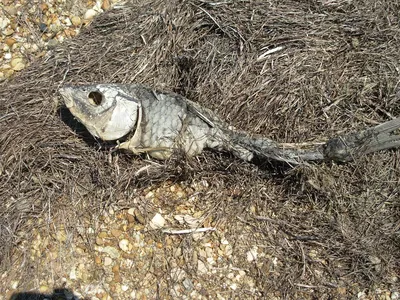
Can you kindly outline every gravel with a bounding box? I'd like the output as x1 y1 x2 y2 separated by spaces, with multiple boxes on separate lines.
0 0 117 80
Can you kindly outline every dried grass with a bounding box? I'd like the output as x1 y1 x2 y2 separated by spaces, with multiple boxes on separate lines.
1 0 399 297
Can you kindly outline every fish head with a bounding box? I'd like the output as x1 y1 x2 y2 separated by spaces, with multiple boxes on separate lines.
59 84 140 141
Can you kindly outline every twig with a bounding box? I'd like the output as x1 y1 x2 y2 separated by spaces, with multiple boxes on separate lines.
162 227 216 234
198 0 232 5
0 113 16 122
195 5 228 36
294 283 320 289
257 46 285 62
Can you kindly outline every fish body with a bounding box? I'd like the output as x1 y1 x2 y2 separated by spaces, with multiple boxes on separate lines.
60 84 258 161
59 84 400 164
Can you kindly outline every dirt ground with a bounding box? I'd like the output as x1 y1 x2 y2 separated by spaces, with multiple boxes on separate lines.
1 0 399 299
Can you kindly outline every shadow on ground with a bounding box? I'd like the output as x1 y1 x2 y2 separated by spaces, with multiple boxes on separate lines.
10 288 79 300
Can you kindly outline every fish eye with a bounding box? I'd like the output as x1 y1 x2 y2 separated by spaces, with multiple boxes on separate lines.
88 91 103 106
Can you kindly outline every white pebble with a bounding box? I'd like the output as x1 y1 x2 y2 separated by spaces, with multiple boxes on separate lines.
93 1 103 12
4 52 12 60
102 246 120 258
246 246 258 262
149 213 165 229
206 257 215 265
392 291 399 300
69 266 77 280
272 257 278 266
104 256 113 266
0 17 10 30
197 260 208 274
84 9 97 20
357 291 366 299
220 238 229 245
119 239 130 252
31 43 39 52
64 17 72 26
10 280 19 289
121 285 129 292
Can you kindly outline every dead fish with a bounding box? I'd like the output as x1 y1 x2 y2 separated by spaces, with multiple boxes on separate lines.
59 84 400 164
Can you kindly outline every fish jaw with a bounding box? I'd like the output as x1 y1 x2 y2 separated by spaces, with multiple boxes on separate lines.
59 86 103 138
59 86 76 109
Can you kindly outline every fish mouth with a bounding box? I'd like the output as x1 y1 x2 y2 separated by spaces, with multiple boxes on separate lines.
59 86 75 109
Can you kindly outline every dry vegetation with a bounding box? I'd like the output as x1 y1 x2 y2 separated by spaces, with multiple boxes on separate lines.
1 0 399 298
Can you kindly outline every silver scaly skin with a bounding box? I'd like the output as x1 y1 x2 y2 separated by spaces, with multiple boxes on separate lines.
59 84 400 164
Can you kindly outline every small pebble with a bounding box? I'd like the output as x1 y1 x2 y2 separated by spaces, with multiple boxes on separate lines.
102 246 120 259
11 57 25 71
10 280 19 289
4 28 14 36
96 236 105 245
95 256 102 264
39 23 48 33
49 24 61 33
71 16 81 26
121 285 129 292
39 3 48 11
112 264 120 273
39 285 50 293
111 229 123 238
119 239 130 252
98 232 108 238
4 6 17 16
183 278 194 292
134 210 146 224
149 213 165 229
84 9 97 21
4 53 12 60
5 38 16 47
64 17 72 27
102 0 111 10
4 69 14 77
47 39 58 49
104 256 113 266
0 17 10 30
197 260 208 274
69 266 77 280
